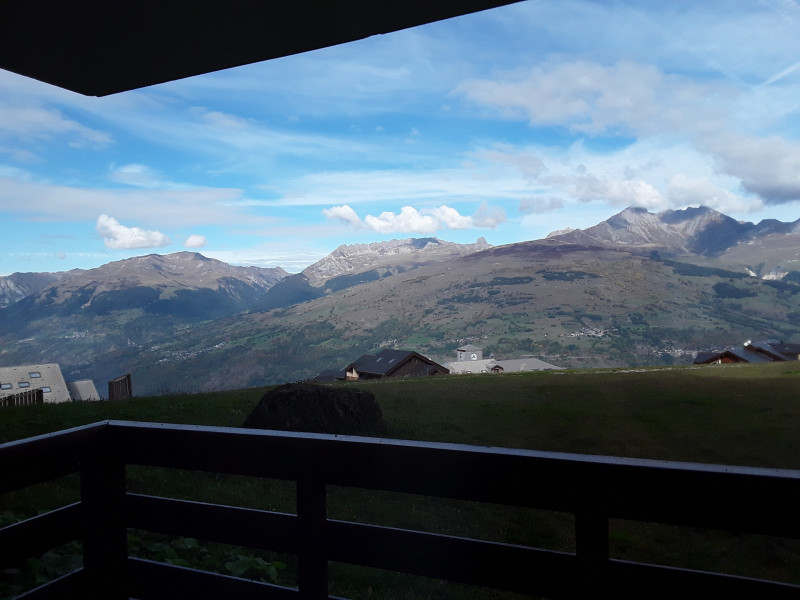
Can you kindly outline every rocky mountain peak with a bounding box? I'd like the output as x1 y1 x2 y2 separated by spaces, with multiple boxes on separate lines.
0 252 289 310
104 252 288 289
302 237 492 285
548 205 755 256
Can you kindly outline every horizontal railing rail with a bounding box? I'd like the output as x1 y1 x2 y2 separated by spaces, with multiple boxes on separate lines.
1 420 800 599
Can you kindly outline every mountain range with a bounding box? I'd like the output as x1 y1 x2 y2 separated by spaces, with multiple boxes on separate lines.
548 206 799 265
1 206 798 395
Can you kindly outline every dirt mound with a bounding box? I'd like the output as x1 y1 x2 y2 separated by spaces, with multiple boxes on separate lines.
242 383 384 436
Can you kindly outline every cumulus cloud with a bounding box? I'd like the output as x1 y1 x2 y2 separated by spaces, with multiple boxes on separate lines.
322 204 363 227
365 206 440 234
323 203 504 234
184 234 207 248
96 214 170 249
427 205 473 229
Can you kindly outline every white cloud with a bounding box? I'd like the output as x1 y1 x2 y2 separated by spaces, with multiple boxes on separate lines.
479 135 767 215
760 60 800 87
455 57 800 209
428 205 473 229
476 148 547 182
272 168 532 208
323 205 363 228
472 202 507 228
184 234 207 248
96 214 170 249
179 107 377 162
0 103 112 147
365 206 440 234
569 175 666 209
200 110 255 130
456 60 728 137
0 176 253 226
702 133 800 203
667 174 758 214
109 163 203 191
109 164 167 188
324 203 505 234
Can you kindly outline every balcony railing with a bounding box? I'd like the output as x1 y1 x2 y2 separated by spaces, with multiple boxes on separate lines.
1 420 800 599
0 388 43 408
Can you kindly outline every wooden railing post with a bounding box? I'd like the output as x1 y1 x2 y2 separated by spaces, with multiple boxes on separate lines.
80 435 127 599
575 508 609 594
297 477 328 599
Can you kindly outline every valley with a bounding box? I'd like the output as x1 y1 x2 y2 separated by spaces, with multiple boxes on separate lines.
1 207 799 395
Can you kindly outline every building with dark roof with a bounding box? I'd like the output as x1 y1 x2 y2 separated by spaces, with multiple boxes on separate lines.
694 340 800 365
314 349 449 382
345 349 449 381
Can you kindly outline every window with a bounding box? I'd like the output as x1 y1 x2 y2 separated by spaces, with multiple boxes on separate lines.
18 382 30 388
41 387 52 393
0 383 11 390
29 371 41 378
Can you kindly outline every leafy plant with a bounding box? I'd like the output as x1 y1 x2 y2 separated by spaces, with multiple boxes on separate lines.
127 532 287 585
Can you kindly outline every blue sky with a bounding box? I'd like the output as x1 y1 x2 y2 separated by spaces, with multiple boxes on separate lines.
2 0 800 276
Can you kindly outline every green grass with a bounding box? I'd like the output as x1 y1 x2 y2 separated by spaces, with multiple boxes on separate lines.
0 387 269 444
358 362 800 468
4 362 800 469
2 362 800 598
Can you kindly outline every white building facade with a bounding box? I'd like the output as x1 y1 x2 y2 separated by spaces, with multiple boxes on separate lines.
0 363 95 404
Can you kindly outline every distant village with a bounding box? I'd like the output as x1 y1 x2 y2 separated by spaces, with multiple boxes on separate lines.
2 338 799 408
314 344 562 383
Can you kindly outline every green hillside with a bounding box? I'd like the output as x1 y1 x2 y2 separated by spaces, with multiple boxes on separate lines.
77 244 800 395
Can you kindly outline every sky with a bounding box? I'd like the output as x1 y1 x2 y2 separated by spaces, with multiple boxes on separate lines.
2 0 800 276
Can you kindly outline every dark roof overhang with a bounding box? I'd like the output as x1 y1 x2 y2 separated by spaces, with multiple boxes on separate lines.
1 0 521 96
